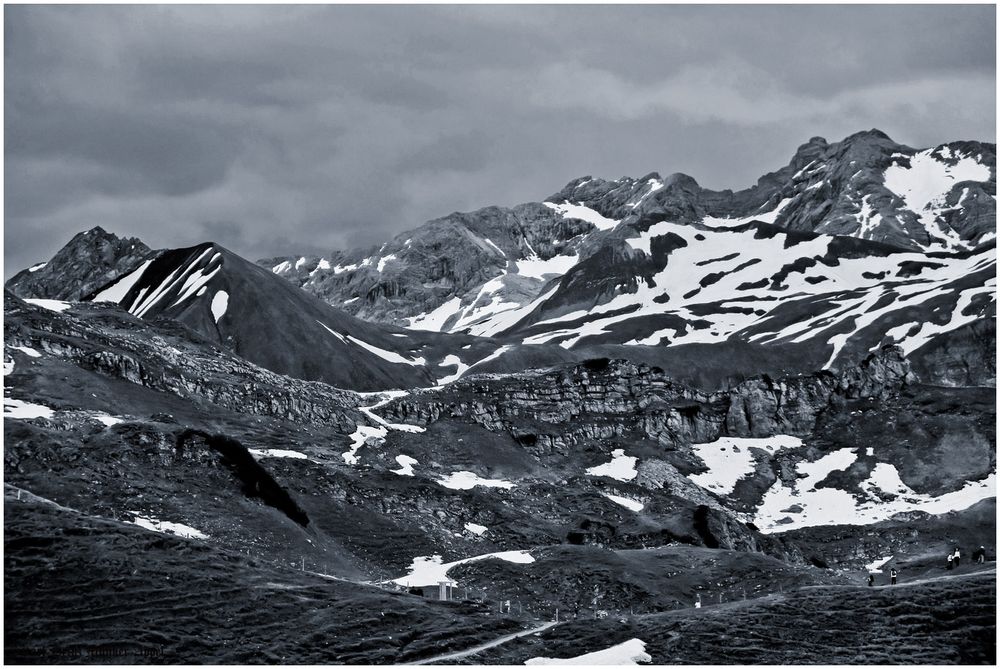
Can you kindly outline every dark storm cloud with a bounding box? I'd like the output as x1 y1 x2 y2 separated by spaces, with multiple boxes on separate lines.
4 4 995 276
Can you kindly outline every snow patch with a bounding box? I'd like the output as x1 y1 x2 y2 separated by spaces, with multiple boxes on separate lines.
689 435 803 495
543 202 619 231
516 253 579 280
586 449 638 481
464 522 488 535
343 424 386 465
407 297 464 332
91 259 154 304
344 393 424 465
4 397 55 419
866 555 893 573
755 449 997 532
92 413 122 427
701 197 793 228
883 148 991 250
249 448 308 460
391 454 418 476
436 354 471 385
129 513 207 540
346 334 426 366
436 471 516 490
392 550 535 587
601 493 644 512
526 638 651 665
24 299 71 313
484 238 507 257
377 254 398 272
211 291 229 324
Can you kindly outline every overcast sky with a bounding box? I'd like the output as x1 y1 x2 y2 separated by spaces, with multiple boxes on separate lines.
5 4 996 275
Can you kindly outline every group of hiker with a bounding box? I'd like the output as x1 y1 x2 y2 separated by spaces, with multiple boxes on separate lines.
868 567 898 587
949 545 988 569
867 545 988 586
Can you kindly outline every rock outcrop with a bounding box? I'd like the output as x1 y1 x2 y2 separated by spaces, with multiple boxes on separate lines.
379 347 915 451
3 292 363 431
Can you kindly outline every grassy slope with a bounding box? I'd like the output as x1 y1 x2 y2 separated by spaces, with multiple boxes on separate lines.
466 567 996 665
3 490 523 665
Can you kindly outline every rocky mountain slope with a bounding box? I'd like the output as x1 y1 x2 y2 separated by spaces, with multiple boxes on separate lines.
6 226 153 301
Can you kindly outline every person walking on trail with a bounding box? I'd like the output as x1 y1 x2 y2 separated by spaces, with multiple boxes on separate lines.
975 546 986 564
889 568 897 585
953 549 961 568
947 553 954 570
868 573 875 587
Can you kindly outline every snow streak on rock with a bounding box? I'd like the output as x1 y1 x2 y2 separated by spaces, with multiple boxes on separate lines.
543 201 620 231
601 493 644 512
248 448 308 460
24 299 71 313
128 513 208 540
92 259 154 303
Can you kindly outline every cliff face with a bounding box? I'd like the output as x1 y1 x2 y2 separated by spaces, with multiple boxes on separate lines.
380 348 915 453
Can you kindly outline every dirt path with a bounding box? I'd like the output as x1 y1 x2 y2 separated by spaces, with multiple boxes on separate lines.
798 566 995 591
404 621 559 665
5 483 84 515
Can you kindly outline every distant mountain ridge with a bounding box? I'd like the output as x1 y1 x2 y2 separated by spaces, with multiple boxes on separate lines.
551 130 995 252
258 129 995 379
263 130 995 333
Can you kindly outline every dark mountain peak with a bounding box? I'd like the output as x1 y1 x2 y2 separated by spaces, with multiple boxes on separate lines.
72 225 111 239
838 129 900 154
788 136 831 168
639 171 663 182
845 128 894 143
662 172 700 191
6 226 154 302
566 175 594 189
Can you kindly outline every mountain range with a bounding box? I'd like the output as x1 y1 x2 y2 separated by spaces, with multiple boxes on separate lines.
4 128 996 663
256 129 995 384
